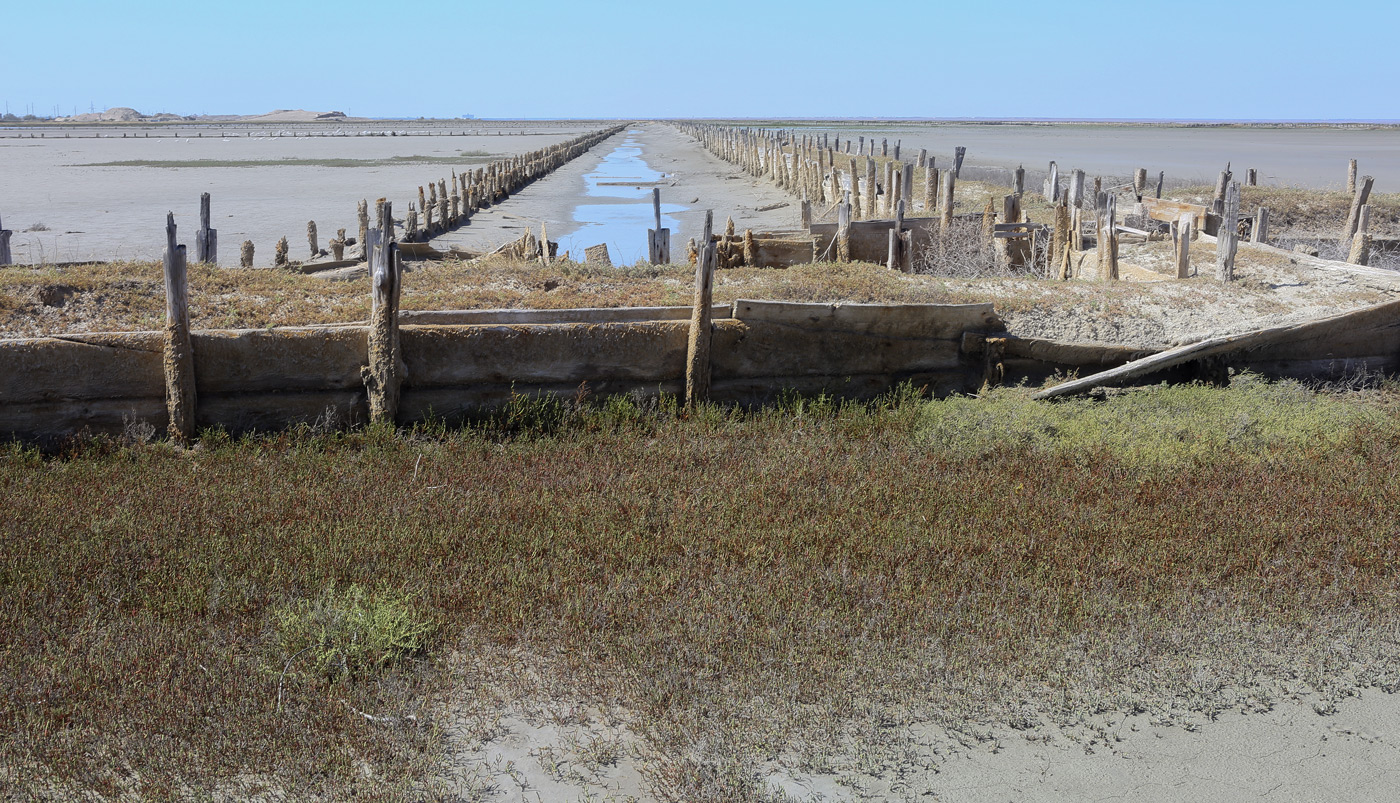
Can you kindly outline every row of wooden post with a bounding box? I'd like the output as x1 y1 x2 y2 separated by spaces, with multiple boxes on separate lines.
398 126 625 245
195 126 623 270
675 122 968 230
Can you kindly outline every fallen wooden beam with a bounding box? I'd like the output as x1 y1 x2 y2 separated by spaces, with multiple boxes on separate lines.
1033 297 1400 399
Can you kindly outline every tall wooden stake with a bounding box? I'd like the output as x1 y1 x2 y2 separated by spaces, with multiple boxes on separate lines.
162 213 197 444
685 211 715 408
362 201 402 424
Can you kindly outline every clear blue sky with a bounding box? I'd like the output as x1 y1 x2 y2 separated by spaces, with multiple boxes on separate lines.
5 0 1396 120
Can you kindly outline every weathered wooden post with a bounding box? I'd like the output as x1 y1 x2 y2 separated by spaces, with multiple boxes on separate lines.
1252 207 1269 244
1246 168 1257 186
940 170 955 232
274 237 289 268
0 213 11 266
888 200 908 271
307 221 318 258
1176 214 1193 279
1349 205 1372 265
162 213 196 445
1155 170 1165 199
357 200 369 252
1348 159 1358 194
953 147 966 177
331 229 346 260
362 201 402 424
918 148 927 168
1133 168 1148 202
1044 161 1059 202
800 199 812 228
1212 169 1232 216
837 196 851 262
1069 169 1086 209
1216 182 1240 281
1052 201 1070 280
685 211 716 408
902 162 914 206
1345 176 1374 239
647 188 671 265
240 240 254 268
1097 193 1119 281
1013 165 1025 196
195 193 217 263
865 158 877 219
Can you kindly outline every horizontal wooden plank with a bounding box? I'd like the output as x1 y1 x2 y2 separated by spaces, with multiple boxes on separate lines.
0 398 165 441
734 299 1002 338
193 327 367 394
198 390 367 434
400 379 687 423
0 332 162 404
1141 198 1208 227
400 305 732 325
711 319 967 379
402 321 691 387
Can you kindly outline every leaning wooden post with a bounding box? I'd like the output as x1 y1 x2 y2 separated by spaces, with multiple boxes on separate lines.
0 213 11 266
1176 214 1192 279
1216 182 1241 281
162 213 197 445
195 193 217 263
1155 170 1165 199
1252 207 1269 244
953 146 966 177
685 211 716 409
1345 176 1374 239
362 201 402 425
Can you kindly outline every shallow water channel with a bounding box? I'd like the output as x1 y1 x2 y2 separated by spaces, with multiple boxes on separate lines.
555 130 685 265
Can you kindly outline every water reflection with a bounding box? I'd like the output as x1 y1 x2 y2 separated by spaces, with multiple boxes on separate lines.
559 131 687 263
